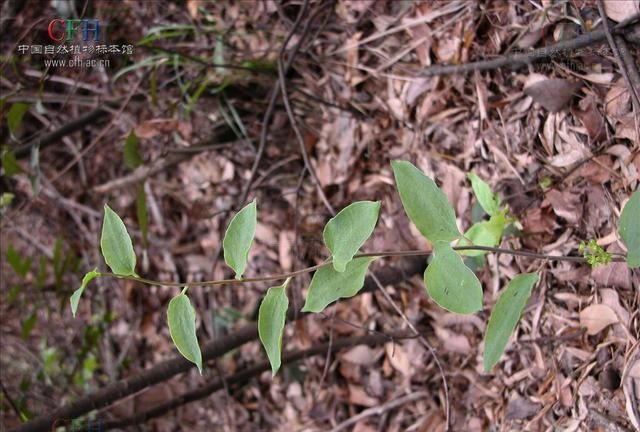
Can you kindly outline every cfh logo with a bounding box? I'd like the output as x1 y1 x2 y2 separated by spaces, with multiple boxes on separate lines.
47 19 100 42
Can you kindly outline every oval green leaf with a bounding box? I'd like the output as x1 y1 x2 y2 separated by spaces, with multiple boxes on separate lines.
167 289 203 374
483 272 539 372
302 257 375 313
258 279 290 375
101 205 137 276
70 269 99 317
2 150 23 176
619 191 640 268
324 201 380 272
424 241 483 314
223 199 257 279
8 102 29 135
391 160 460 242
123 130 143 169
460 212 508 257
468 173 501 216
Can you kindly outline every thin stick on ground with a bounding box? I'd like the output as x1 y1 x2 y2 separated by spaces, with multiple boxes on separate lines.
96 245 627 289
418 14 639 77
277 35 335 215
369 272 451 430
596 2 640 114
11 258 426 432
330 391 430 432
99 332 414 430
208 0 316 278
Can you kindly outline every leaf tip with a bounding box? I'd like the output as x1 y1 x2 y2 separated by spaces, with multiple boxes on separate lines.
70 296 79 317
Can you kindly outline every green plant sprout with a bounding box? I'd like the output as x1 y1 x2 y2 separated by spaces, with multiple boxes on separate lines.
69 161 639 375
579 239 612 268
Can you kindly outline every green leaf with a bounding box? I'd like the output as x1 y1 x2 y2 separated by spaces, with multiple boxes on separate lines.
7 245 31 277
21 313 37 339
324 201 380 272
424 241 483 314
35 256 47 289
2 150 23 176
223 199 257 279
468 173 501 216
150 67 158 106
258 278 290 375
7 102 29 135
460 211 508 257
483 273 538 372
7 286 20 305
619 191 640 268
101 205 137 276
52 237 63 277
302 257 375 313
123 130 143 169
391 160 460 242
167 288 203 374
70 269 99 317
0 192 15 208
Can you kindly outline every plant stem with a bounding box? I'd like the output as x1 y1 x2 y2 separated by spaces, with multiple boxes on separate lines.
98 245 626 289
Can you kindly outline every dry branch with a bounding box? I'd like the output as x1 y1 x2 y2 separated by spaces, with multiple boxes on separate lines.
12 257 425 432
419 14 639 77
102 332 414 430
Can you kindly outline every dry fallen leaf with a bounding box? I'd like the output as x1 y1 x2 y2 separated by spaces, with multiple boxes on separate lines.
186 0 198 18
278 230 294 272
347 383 379 407
579 304 619 335
135 118 192 140
580 156 613 184
524 76 582 112
603 0 640 22
623 354 640 430
572 96 605 142
435 326 471 354
341 345 379 366
543 189 583 224
384 342 412 378
605 81 631 118
591 244 633 290
505 397 541 420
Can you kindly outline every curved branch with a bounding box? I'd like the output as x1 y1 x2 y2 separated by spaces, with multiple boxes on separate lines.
98 245 626 289
102 332 414 430
419 14 639 77
12 257 425 432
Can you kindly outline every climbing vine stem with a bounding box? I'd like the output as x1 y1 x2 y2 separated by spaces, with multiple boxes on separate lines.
96 245 626 289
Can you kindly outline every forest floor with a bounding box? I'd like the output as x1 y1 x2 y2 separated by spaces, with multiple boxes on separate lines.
1 1 639 431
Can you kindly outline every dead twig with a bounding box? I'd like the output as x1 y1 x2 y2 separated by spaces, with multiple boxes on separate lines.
50 78 143 184
100 332 414 431
419 14 639 77
11 257 425 432
92 135 243 195
369 272 451 430
596 2 640 114
0 376 23 422
13 107 110 158
277 32 335 215
330 391 430 432
207 0 318 279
